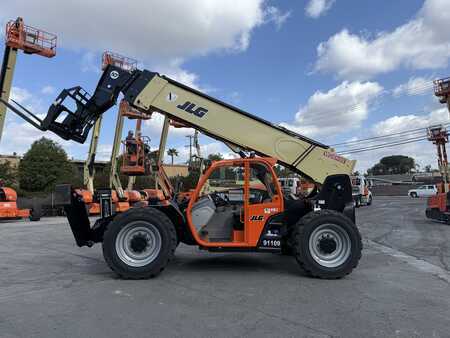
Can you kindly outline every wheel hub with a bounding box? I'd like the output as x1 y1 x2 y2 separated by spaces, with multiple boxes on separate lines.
115 222 162 267
308 223 351 268
318 235 337 254
130 233 149 253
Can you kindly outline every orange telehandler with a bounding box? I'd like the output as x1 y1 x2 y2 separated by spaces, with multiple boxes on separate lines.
3 61 361 280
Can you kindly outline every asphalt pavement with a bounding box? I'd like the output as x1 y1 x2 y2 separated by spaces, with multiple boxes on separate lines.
0 197 449 338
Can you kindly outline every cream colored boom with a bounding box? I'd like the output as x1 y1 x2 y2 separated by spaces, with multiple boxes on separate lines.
130 74 355 184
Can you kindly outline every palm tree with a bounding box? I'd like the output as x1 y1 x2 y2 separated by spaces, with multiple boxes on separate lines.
167 148 179 165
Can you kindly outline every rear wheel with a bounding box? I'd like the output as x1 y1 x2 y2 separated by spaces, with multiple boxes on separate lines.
410 192 418 198
102 207 177 279
292 210 362 279
355 196 361 208
367 195 372 206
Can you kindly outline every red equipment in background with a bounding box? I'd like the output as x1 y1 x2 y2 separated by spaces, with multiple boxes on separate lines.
425 78 450 223
0 185 30 219
425 125 450 222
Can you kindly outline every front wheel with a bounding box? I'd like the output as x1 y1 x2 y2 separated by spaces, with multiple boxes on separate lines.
102 208 177 279
410 192 418 198
292 210 362 279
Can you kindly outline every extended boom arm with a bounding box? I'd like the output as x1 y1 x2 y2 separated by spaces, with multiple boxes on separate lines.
1 65 355 184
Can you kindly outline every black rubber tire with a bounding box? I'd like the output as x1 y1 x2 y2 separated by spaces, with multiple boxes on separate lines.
355 196 361 208
281 227 295 255
410 192 417 198
292 210 362 279
29 207 41 221
367 196 372 206
102 207 177 279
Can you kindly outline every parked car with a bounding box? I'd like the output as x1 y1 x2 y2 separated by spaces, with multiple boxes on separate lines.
408 185 438 198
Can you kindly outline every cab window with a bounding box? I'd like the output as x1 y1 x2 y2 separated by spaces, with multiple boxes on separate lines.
200 163 245 203
249 162 277 204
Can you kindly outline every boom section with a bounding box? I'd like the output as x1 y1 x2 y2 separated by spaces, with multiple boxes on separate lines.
3 65 355 183
124 71 354 183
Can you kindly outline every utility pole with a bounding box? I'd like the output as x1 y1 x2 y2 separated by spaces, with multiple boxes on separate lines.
185 134 194 167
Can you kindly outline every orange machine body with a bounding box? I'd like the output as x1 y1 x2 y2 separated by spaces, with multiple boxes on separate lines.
185 157 284 248
0 187 30 219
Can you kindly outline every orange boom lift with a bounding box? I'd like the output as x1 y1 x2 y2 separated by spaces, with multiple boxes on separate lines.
425 78 450 222
0 17 56 221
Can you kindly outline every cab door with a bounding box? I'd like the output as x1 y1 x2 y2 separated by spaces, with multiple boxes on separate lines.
245 161 283 247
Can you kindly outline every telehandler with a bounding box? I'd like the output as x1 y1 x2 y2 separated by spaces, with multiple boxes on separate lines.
3 64 362 279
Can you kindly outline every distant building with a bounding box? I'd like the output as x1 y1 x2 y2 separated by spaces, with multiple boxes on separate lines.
162 164 189 177
0 154 20 168
1 154 189 178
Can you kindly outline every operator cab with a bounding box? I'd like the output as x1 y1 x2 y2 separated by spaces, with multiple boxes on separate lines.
187 158 283 246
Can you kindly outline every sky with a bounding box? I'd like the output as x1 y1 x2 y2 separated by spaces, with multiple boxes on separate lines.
1 0 450 173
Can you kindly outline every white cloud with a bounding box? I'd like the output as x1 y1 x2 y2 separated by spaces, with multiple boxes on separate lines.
372 108 448 135
167 141 237 164
280 81 383 137
41 85 55 95
10 87 32 104
315 0 450 79
0 87 86 156
392 77 434 97
143 112 195 140
81 52 101 74
351 141 439 173
0 118 87 157
0 1 283 62
305 0 335 18
154 58 203 90
345 108 450 172
9 87 44 114
264 6 291 30
96 144 113 161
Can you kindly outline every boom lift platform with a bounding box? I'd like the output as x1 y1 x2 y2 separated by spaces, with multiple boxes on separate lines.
6 64 361 279
80 52 147 215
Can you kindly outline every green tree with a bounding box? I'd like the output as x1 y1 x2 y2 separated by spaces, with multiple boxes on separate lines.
367 155 415 175
0 161 18 188
18 137 75 193
167 148 179 165
274 164 295 178
207 153 224 161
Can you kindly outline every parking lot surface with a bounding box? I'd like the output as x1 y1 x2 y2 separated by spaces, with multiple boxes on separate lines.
0 196 449 337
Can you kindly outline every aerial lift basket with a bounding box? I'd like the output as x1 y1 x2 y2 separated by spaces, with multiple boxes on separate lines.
102 51 137 72
5 18 56 57
434 77 450 104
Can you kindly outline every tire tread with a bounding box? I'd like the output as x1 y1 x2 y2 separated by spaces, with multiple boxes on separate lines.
292 209 362 279
102 207 177 279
